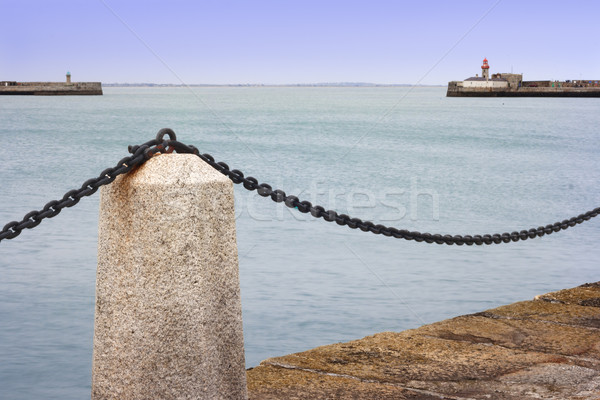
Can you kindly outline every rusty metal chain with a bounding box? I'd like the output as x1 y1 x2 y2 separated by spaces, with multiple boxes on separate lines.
2 128 599 245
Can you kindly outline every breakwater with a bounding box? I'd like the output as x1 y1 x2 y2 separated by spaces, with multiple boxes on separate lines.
0 81 102 95
447 82 600 97
447 58 600 97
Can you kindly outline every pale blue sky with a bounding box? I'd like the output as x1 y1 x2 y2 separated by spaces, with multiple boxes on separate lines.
1 0 598 84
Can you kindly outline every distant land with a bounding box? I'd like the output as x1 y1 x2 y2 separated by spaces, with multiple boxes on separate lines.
102 82 445 88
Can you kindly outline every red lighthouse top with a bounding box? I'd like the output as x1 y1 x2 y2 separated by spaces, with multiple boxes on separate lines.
481 58 489 69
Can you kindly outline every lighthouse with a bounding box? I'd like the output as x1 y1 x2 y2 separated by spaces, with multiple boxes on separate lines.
481 58 489 80
66 71 71 84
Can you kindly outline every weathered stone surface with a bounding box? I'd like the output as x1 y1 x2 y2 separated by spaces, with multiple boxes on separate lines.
476 299 600 329
246 365 441 400
418 315 600 359
247 283 600 399
535 283 600 307
93 154 247 399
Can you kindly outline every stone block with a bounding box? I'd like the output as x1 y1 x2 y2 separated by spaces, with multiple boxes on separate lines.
93 154 247 399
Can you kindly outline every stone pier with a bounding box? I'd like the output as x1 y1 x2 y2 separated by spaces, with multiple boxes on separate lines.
92 154 247 399
247 282 600 399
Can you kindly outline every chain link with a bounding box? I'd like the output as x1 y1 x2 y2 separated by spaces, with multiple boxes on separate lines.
189 145 600 245
1 129 599 245
0 138 158 242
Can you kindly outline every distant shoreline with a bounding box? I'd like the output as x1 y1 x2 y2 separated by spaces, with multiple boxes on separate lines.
102 83 445 88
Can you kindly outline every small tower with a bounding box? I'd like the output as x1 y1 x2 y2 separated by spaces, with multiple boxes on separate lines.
481 58 489 80
66 71 71 84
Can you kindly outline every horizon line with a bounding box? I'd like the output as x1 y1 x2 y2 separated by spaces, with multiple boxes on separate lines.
101 82 446 87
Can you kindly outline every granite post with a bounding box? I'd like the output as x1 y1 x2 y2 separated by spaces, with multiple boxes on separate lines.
92 154 247 399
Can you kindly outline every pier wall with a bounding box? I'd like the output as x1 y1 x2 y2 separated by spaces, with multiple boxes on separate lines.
447 81 600 97
0 82 102 95
522 80 553 88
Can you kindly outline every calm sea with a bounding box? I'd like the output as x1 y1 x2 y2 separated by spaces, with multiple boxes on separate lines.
1 87 599 399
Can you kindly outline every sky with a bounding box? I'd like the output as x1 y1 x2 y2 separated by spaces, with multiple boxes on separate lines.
1 0 599 85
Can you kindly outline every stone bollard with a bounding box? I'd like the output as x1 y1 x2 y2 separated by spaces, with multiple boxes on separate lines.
92 154 247 399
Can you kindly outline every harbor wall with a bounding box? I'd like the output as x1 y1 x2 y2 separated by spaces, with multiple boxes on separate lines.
0 82 102 95
447 81 600 97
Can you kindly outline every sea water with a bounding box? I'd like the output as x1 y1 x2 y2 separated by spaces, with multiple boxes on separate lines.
0 87 599 399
